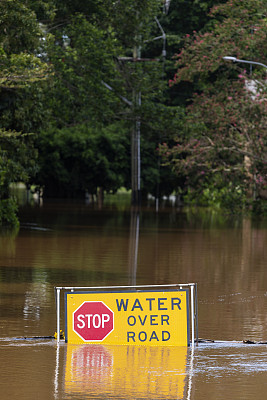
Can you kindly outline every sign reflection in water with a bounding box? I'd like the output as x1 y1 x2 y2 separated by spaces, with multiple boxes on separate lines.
63 344 191 399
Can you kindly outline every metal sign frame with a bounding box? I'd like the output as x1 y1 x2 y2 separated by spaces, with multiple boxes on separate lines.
55 283 198 347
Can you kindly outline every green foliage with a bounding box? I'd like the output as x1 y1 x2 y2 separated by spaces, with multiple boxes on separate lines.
0 0 51 225
160 0 267 212
0 0 187 224
34 0 181 201
0 130 38 195
45 13 122 126
0 198 19 227
184 183 247 211
251 199 267 216
5 0 265 220
144 0 228 107
0 51 51 89
124 1 161 45
141 136 179 198
36 123 130 197
0 0 41 54
171 0 267 84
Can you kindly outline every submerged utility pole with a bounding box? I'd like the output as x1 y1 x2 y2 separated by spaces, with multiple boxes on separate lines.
131 43 142 206
130 16 166 206
131 95 141 205
104 11 166 207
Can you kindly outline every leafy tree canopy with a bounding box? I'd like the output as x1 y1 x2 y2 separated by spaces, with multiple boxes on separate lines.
35 123 130 198
160 0 267 210
0 0 51 225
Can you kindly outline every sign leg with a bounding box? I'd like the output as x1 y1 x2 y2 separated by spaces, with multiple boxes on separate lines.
57 288 61 344
190 285 195 348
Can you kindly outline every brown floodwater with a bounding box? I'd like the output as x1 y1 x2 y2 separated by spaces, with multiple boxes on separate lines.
0 197 267 399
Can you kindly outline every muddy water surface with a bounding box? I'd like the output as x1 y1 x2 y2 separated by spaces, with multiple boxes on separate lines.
0 199 267 399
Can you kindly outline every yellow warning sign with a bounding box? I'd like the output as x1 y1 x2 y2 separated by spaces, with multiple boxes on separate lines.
65 290 189 346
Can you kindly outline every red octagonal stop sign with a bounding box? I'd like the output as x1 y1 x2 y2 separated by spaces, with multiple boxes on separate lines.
73 301 114 342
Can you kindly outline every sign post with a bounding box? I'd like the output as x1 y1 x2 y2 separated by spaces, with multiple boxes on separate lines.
55 284 198 346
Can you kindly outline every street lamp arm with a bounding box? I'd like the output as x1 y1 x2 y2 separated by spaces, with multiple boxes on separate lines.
223 56 267 70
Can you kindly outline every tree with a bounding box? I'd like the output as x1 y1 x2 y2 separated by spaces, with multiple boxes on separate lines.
0 0 51 225
2 0 241 219
35 123 130 198
44 13 122 127
36 0 181 201
160 0 267 211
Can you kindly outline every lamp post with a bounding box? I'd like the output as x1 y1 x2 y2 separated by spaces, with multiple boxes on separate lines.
223 56 267 70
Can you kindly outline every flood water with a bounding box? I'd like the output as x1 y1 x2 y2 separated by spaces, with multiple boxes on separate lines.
0 196 267 400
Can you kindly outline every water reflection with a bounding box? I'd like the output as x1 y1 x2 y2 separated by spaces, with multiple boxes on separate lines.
0 199 267 399
62 344 189 399
23 281 49 321
1 340 267 400
128 210 140 286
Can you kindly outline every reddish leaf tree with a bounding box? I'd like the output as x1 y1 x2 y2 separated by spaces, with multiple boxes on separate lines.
161 0 267 207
